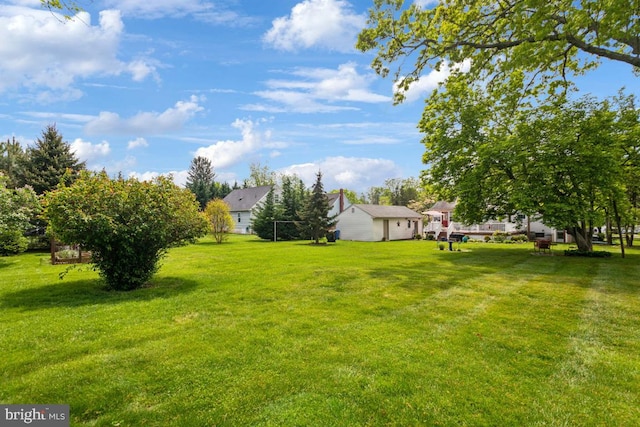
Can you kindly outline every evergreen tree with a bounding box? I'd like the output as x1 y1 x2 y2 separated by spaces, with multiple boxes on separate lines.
186 156 216 210
0 137 27 189
212 181 232 200
20 125 85 194
278 175 306 240
298 171 336 244
251 187 281 240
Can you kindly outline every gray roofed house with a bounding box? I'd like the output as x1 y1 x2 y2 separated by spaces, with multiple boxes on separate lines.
327 189 350 218
335 204 423 241
223 186 275 234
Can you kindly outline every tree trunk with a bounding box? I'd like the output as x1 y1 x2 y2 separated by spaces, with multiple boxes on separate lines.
613 200 625 258
605 210 614 244
567 224 592 252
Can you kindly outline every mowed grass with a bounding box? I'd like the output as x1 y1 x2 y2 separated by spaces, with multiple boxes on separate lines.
1 235 639 426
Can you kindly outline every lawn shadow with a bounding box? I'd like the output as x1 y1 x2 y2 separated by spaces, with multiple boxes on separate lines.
366 256 500 294
1 276 199 311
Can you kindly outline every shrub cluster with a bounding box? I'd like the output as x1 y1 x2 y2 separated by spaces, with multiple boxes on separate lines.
0 231 29 256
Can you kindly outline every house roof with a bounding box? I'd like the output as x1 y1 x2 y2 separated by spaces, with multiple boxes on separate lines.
352 204 422 219
429 201 456 212
223 185 272 211
327 193 340 206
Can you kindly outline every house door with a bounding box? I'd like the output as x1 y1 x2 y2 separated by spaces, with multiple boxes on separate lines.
442 212 449 227
383 220 390 241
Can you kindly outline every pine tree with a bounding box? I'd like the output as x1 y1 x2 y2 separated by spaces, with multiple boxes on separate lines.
0 137 27 189
298 171 336 244
186 156 216 210
278 175 306 240
251 187 281 240
20 125 85 194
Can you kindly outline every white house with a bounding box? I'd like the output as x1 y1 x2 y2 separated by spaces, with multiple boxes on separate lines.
336 204 423 241
223 186 276 234
327 189 349 219
424 201 572 242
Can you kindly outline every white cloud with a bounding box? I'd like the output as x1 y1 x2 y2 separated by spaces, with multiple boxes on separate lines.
395 60 471 102
128 169 189 187
0 6 157 98
245 63 390 113
20 111 95 123
103 0 256 25
263 0 365 52
104 0 210 18
342 136 401 145
193 118 279 169
85 95 204 135
127 137 149 150
280 156 402 192
70 138 111 162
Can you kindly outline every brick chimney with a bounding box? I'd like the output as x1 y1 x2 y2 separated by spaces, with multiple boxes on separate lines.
339 188 344 213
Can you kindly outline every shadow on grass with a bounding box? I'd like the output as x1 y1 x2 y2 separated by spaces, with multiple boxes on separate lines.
366 257 499 293
0 276 199 311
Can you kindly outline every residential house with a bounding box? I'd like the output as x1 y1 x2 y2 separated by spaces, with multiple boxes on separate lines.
335 204 423 241
223 186 276 234
327 189 349 219
424 201 571 242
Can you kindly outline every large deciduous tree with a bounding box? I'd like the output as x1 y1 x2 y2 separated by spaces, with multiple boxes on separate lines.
423 92 638 252
21 125 85 195
357 0 639 252
44 171 209 290
204 199 235 244
244 162 276 188
357 0 640 106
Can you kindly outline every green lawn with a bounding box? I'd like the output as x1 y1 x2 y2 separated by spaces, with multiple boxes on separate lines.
1 235 639 426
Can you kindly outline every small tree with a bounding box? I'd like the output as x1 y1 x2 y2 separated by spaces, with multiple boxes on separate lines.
204 199 235 244
298 171 336 244
44 171 209 290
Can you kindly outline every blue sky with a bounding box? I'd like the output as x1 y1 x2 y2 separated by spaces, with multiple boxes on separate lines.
1 0 637 193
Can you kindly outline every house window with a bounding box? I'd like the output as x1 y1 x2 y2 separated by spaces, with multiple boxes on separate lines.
351 207 355 213
237 213 241 223
407 220 411 228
